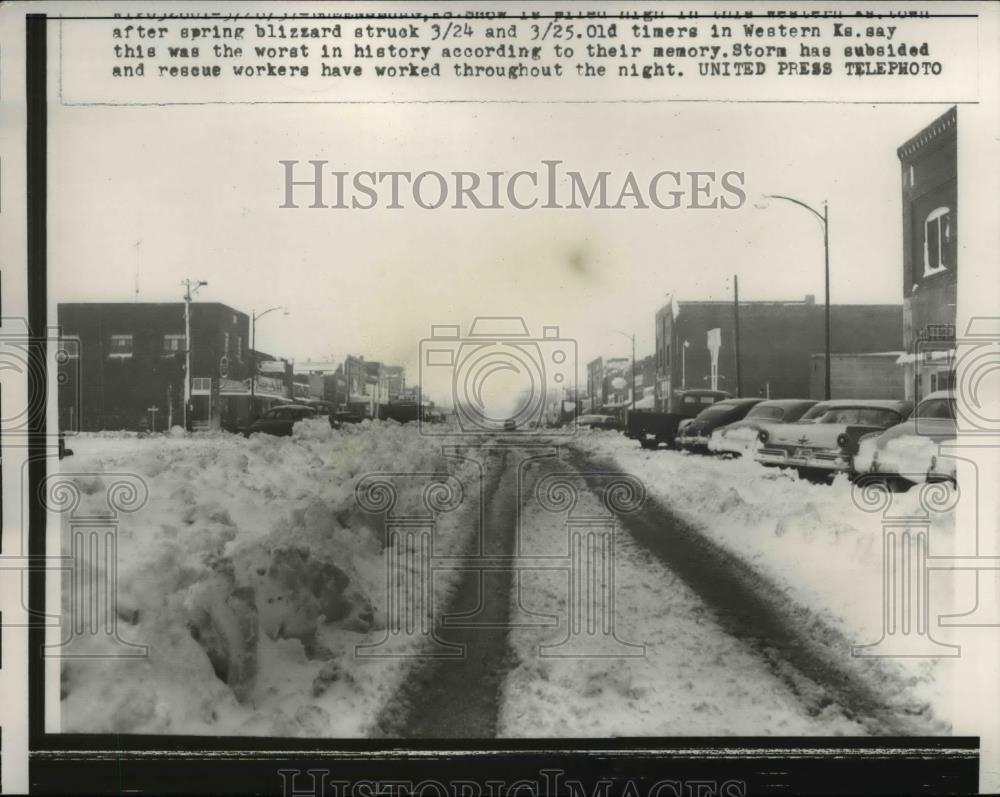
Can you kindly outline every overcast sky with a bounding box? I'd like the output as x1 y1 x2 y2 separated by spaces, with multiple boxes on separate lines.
49 100 949 399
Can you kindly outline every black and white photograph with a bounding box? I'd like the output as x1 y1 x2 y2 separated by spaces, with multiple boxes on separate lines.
1 2 999 794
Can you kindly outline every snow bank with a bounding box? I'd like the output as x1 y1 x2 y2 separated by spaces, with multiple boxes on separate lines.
855 433 958 482
572 432 969 732
59 419 478 736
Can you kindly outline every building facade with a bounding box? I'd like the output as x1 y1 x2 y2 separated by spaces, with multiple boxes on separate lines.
57 301 278 432
809 353 905 401
653 295 903 409
897 106 957 401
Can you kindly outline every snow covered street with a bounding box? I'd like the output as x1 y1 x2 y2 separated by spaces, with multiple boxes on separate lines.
56 423 989 746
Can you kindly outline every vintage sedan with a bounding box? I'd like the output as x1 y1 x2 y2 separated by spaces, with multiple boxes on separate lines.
754 399 913 482
708 399 820 457
675 398 764 452
244 404 320 436
576 413 619 431
854 390 957 489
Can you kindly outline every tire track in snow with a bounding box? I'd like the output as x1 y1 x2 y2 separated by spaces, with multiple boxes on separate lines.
565 445 937 736
372 445 520 738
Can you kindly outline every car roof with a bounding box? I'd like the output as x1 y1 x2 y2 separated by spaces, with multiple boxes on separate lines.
679 389 731 397
919 390 956 402
754 399 817 408
716 397 764 406
819 399 912 411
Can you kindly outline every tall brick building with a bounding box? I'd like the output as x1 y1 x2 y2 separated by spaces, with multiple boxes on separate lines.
896 106 957 400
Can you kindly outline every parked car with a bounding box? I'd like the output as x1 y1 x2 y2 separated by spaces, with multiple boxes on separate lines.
625 389 731 449
708 399 819 457
244 404 319 436
854 390 957 489
754 399 913 482
576 414 618 431
331 410 367 427
675 398 765 452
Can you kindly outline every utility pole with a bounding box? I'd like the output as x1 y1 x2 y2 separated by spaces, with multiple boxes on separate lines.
733 274 742 398
630 332 636 411
182 278 208 430
823 202 831 400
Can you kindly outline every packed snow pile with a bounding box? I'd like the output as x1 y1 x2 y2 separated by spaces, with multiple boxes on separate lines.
854 433 958 482
58 419 478 736
707 425 761 456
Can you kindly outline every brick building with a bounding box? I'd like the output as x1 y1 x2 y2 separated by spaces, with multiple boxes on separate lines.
653 295 903 409
809 353 905 400
896 106 958 400
57 302 289 432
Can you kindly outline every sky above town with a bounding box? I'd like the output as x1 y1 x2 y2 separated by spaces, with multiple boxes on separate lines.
49 100 948 405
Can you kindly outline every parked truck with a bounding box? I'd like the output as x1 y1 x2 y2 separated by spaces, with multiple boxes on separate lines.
625 388 731 449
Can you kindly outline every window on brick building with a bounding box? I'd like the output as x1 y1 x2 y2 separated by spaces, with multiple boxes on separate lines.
108 334 133 358
162 334 185 355
923 206 952 277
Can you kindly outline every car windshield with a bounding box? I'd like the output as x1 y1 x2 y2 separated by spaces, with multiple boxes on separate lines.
915 397 956 419
799 404 828 422
816 407 901 426
745 405 784 420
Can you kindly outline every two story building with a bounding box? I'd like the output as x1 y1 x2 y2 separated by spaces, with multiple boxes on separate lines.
896 106 958 400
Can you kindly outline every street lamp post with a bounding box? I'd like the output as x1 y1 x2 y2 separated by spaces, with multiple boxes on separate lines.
613 329 637 412
181 278 208 430
756 194 831 400
250 306 288 421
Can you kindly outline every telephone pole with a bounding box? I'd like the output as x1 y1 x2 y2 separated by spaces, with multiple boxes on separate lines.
182 278 208 430
733 274 742 398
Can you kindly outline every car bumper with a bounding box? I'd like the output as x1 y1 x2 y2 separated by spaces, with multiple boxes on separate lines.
677 434 710 448
754 448 851 472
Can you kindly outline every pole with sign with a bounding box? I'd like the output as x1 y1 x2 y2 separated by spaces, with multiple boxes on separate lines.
707 328 721 391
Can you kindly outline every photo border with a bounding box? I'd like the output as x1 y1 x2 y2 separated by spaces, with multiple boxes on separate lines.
22 9 981 795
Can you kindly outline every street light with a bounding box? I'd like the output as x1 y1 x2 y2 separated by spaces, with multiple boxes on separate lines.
755 193 831 400
250 306 289 421
612 328 637 412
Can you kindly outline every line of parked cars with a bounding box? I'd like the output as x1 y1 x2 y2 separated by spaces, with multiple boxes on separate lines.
624 388 958 491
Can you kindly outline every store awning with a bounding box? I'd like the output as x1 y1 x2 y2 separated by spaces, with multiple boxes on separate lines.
895 349 954 365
